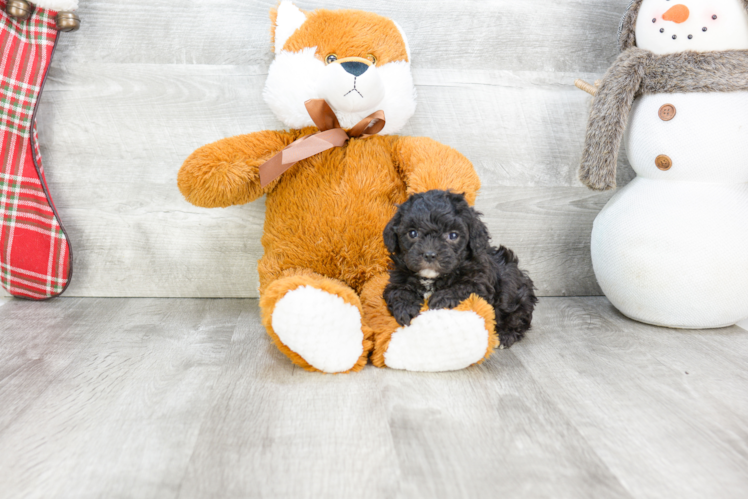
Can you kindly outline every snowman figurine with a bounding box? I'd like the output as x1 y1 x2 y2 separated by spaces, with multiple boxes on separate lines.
578 0 748 329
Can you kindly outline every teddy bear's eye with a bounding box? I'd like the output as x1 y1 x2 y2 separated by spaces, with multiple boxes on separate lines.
408 230 418 239
448 232 459 241
325 54 338 65
367 54 377 65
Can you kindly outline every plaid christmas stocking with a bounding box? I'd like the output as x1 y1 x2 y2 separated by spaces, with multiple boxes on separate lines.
1 1 76 299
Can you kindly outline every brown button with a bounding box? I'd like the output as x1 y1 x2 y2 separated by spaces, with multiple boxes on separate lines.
659 104 676 121
655 155 673 171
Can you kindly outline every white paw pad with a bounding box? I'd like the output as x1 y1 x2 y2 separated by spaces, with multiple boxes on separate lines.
272 286 364 373
384 309 490 372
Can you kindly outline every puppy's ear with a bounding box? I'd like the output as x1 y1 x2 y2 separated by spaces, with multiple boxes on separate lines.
446 191 468 206
447 193 489 256
383 208 402 254
466 207 490 256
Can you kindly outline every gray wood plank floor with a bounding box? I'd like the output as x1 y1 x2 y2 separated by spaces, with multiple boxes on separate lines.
1 298 746 498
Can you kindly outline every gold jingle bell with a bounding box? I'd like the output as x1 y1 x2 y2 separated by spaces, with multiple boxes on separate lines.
55 11 80 32
5 0 34 21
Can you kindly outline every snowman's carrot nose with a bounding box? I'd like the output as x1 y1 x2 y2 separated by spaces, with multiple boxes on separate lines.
663 4 690 23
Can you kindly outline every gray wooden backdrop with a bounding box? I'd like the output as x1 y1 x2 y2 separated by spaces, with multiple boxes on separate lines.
2 0 636 299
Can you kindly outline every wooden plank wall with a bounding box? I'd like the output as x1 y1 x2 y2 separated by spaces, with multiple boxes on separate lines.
3 0 636 298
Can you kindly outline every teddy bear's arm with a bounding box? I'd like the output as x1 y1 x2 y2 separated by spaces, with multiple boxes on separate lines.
178 130 298 208
392 137 481 205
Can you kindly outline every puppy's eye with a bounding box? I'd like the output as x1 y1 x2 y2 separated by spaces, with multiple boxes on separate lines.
448 232 459 241
408 230 418 239
367 53 377 65
325 54 338 65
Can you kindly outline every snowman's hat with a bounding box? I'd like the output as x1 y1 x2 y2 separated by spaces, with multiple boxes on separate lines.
618 0 748 51
617 0 643 51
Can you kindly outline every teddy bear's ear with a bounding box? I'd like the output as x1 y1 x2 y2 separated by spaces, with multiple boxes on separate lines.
270 1 308 54
392 21 412 62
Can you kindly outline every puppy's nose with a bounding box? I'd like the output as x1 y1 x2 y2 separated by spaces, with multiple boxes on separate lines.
423 251 437 263
341 61 369 77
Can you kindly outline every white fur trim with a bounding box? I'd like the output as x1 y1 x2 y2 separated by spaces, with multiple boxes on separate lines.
274 1 307 54
393 21 412 62
264 49 416 134
271 286 364 373
384 309 490 372
32 0 78 11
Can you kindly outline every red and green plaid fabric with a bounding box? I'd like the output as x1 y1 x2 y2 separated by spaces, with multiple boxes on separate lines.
0 1 72 300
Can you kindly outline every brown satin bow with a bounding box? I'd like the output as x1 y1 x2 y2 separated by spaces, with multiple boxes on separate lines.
259 99 386 187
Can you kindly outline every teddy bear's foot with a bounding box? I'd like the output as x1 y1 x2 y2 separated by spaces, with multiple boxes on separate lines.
383 306 494 372
361 274 498 372
260 270 373 374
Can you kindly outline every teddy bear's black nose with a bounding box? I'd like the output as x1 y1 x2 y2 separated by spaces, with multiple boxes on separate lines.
341 61 369 77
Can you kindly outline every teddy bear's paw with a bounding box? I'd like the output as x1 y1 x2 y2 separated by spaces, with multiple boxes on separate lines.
271 286 365 373
384 308 491 372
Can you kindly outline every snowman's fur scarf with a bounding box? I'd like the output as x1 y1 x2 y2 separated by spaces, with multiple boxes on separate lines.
619 0 748 51
580 48 748 190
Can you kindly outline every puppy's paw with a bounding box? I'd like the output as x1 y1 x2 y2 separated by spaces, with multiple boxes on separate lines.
428 291 464 311
499 330 524 349
391 301 423 327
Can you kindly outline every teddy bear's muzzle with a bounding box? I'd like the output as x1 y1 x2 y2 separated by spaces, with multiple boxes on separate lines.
319 59 385 113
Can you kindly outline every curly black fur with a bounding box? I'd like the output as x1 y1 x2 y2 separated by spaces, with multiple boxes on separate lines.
383 190 538 349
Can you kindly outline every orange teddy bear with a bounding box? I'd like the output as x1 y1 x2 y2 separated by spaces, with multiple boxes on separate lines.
178 2 498 373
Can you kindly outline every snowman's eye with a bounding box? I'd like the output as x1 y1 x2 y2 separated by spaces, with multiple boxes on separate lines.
713 15 718 20
325 54 338 65
660 28 665 33
703 27 708 32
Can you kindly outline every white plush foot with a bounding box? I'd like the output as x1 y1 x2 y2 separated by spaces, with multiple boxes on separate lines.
271 286 364 373
384 309 490 372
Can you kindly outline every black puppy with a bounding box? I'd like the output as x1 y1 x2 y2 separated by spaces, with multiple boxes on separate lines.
383 190 537 349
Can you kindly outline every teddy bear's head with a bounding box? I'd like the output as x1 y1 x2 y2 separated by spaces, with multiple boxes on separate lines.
263 1 416 134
